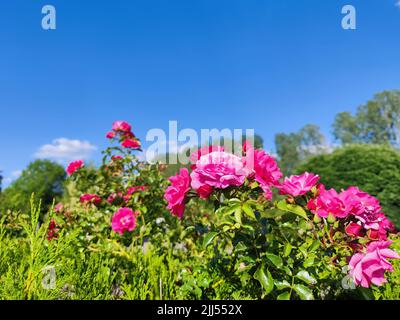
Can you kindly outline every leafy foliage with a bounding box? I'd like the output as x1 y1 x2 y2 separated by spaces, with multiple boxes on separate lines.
0 160 66 216
333 90 400 145
275 124 328 175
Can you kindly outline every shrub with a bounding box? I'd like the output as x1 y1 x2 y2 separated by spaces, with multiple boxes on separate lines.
296 144 400 229
0 160 66 217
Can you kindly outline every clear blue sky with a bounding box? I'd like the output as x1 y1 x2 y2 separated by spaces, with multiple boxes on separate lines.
1 0 400 186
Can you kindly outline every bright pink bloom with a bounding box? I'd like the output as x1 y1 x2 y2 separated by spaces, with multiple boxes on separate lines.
340 187 382 227
191 151 249 192
242 140 253 154
349 241 400 288
189 146 225 169
66 160 84 176
245 149 282 199
279 172 319 197
106 131 116 139
307 185 349 218
112 121 132 133
111 207 138 235
80 194 102 205
339 187 395 239
54 203 64 213
121 138 141 149
196 184 214 199
47 219 60 241
164 168 191 218
123 186 146 201
345 222 363 237
107 192 123 205
111 155 123 162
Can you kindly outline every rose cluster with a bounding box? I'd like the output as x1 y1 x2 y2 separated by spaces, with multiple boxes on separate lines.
164 142 399 288
106 120 141 150
64 121 145 236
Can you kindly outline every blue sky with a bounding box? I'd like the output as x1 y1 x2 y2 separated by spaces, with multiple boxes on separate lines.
1 0 400 186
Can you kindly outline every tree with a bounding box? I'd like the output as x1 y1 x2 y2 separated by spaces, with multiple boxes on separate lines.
296 144 400 229
333 90 400 145
0 170 3 193
0 160 66 215
275 124 328 175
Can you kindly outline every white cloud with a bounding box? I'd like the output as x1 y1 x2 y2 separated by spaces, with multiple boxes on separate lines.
34 138 97 163
11 170 22 178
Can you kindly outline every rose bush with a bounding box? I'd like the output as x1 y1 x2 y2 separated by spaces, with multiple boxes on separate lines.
164 141 399 299
1 120 398 300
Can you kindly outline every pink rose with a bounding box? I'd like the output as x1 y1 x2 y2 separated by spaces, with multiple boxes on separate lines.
107 192 123 205
54 203 64 213
345 222 363 237
245 149 282 199
349 241 400 288
279 172 319 197
121 138 141 149
340 187 382 228
164 168 191 218
47 219 60 241
111 155 123 161
189 146 225 169
66 160 84 176
196 184 214 199
106 131 116 139
123 186 146 201
339 187 395 240
307 185 349 218
80 194 102 206
191 151 249 191
112 121 132 133
111 207 139 235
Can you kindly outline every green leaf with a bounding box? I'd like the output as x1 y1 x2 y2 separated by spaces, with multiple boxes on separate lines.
228 198 241 204
303 257 315 268
266 253 283 269
223 203 241 216
296 270 317 285
276 200 308 220
203 232 218 248
274 280 291 290
283 243 293 257
253 266 274 295
309 240 320 252
180 226 195 240
234 208 242 224
277 291 291 300
293 284 314 300
242 203 256 219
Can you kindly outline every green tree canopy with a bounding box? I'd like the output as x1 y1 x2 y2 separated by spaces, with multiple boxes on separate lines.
275 124 327 175
296 144 400 229
333 90 400 145
0 160 66 215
